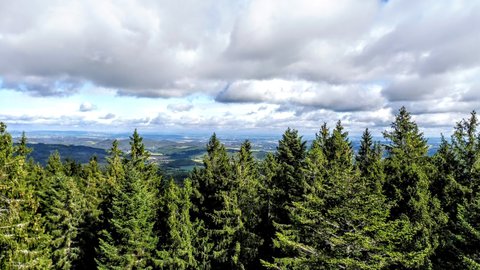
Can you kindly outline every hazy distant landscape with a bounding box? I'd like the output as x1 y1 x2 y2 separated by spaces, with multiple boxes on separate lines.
13 130 443 182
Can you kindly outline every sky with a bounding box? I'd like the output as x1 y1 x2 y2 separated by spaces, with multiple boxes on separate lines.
0 0 479 136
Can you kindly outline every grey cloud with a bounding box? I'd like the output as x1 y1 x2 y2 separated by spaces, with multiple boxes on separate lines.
167 103 193 112
1 76 81 96
382 75 448 102
216 80 385 112
79 102 97 112
100 113 116 120
0 0 236 97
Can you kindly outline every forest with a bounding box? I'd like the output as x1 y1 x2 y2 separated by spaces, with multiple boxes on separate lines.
1 106 480 270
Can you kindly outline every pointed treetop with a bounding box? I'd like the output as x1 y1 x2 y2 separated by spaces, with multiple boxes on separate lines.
17 131 32 156
207 132 222 155
129 128 149 162
383 106 427 158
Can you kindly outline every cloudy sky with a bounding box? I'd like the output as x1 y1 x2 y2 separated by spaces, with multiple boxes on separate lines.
0 0 479 136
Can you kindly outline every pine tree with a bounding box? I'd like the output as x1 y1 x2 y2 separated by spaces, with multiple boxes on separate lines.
382 106 445 269
17 132 32 157
190 133 233 226
0 123 52 269
45 150 63 176
257 152 279 264
156 179 197 269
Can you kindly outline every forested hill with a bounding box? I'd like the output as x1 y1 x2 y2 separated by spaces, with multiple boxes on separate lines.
25 143 108 165
1 107 480 269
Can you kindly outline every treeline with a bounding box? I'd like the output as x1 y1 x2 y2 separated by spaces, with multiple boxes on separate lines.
1 107 480 269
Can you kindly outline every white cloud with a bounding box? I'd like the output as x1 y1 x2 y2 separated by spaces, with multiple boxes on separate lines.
0 0 479 133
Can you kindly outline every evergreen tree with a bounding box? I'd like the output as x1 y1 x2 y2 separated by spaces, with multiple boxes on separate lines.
257 153 279 264
356 128 384 193
97 131 158 270
189 133 233 269
156 179 197 269
431 112 480 269
96 164 158 270
271 128 307 224
259 128 307 264
43 174 85 269
210 141 262 269
382 106 445 269
77 156 105 269
45 150 63 176
268 122 400 269
0 123 51 269
17 132 32 157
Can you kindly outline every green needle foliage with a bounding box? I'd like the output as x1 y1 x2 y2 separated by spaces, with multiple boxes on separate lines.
1 107 480 269
156 179 197 270
0 123 51 269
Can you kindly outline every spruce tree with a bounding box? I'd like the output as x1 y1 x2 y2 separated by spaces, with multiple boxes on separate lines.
156 179 197 269
382 106 445 269
431 112 480 269
356 128 384 193
96 131 158 270
268 122 399 269
271 128 307 224
43 174 85 269
96 163 158 270
77 156 105 269
210 140 262 269
189 133 233 269
0 123 51 269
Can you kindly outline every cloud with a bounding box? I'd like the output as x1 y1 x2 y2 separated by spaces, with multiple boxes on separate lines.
79 102 97 112
216 79 385 112
0 0 479 133
167 103 193 112
100 113 115 120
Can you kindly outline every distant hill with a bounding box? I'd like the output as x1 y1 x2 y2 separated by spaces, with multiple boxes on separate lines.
25 143 108 165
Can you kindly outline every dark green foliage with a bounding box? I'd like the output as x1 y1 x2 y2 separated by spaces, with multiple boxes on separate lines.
156 179 197 269
210 141 262 269
356 128 384 193
269 121 400 269
382 107 445 269
96 132 159 270
96 164 158 270
258 128 307 265
431 112 480 269
4 108 480 269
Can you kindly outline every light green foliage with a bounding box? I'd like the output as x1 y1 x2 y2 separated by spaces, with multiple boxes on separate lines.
96 132 158 270
96 164 157 270
43 174 85 269
0 122 51 269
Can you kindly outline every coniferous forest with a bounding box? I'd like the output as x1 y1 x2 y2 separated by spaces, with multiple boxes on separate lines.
2 106 480 270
